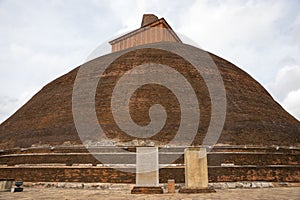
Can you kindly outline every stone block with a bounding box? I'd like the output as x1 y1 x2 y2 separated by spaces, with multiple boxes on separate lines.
180 147 216 193
136 147 159 186
131 147 163 194
0 179 14 192
185 147 208 188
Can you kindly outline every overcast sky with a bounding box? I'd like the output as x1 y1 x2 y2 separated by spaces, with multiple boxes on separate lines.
0 0 299 123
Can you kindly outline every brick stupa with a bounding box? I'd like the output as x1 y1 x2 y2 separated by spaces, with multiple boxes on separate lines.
0 14 299 184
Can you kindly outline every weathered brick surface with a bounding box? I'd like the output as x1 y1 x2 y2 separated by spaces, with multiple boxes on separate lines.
0 167 135 183
0 45 299 149
0 43 299 183
207 153 300 166
0 146 299 183
1 152 299 166
208 166 300 182
0 166 299 183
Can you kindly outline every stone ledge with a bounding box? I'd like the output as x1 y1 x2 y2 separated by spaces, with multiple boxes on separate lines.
131 186 163 194
21 181 298 190
179 187 216 193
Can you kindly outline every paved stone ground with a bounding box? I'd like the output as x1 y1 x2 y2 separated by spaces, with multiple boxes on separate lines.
0 187 299 200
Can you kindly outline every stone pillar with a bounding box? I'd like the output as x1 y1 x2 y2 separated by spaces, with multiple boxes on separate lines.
131 147 163 194
0 179 14 192
179 147 215 193
136 147 159 186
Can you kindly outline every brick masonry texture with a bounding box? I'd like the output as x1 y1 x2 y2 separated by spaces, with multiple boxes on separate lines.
0 43 299 183
1 151 299 166
0 45 299 149
0 146 299 182
0 165 299 183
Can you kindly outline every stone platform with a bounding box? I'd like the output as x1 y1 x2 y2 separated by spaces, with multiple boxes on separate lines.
1 146 299 183
1 187 300 200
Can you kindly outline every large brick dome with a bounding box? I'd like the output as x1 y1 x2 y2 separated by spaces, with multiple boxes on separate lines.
0 42 299 149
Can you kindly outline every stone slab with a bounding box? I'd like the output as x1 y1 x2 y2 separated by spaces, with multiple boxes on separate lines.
136 147 159 186
131 186 163 194
185 147 208 188
179 186 216 193
0 179 14 192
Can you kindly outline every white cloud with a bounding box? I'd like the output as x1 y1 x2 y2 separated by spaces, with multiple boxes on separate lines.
267 65 300 101
175 0 300 121
266 65 300 120
283 89 300 120
177 0 300 84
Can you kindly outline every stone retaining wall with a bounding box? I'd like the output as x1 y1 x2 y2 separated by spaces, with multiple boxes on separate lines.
1 165 299 183
1 146 299 183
